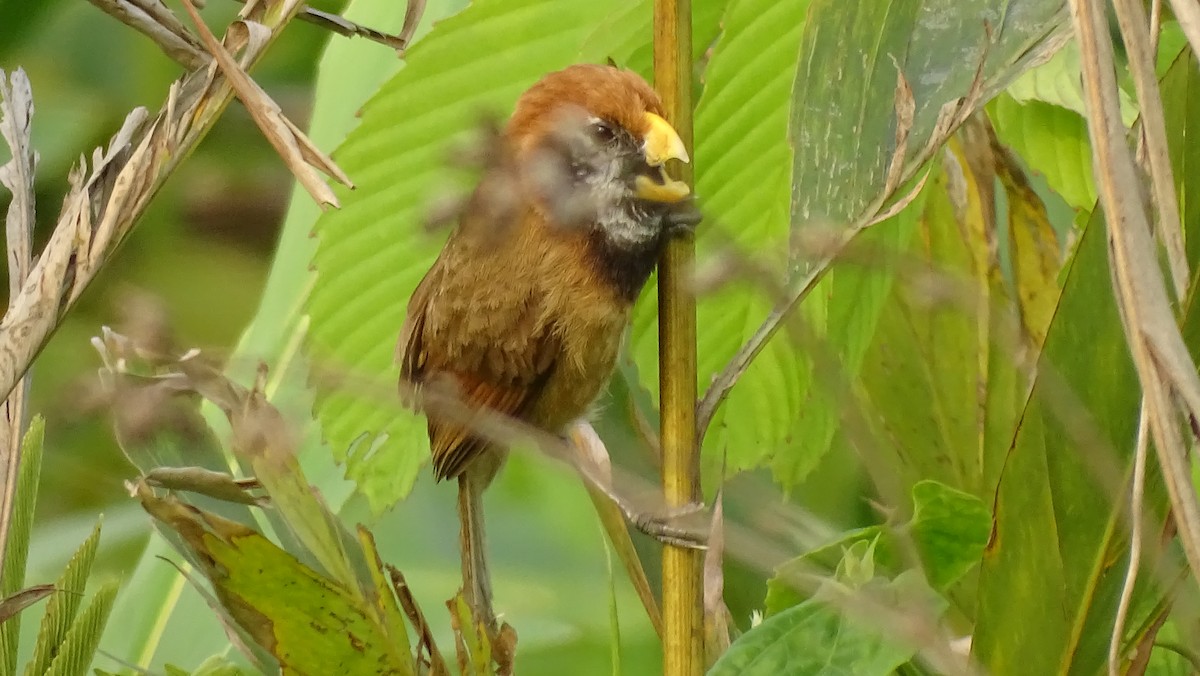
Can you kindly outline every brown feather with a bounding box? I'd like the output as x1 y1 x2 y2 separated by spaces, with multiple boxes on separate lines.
398 64 669 484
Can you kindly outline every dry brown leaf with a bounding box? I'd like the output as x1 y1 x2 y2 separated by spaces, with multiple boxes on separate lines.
85 0 208 70
0 585 54 625
1112 0 1188 300
0 67 36 571
179 0 352 208
0 0 310 404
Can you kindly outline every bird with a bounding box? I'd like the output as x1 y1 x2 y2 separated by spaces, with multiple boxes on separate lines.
397 63 700 634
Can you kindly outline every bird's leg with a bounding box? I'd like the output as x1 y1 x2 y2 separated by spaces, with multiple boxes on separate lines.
565 423 708 549
456 470 498 636
629 502 709 549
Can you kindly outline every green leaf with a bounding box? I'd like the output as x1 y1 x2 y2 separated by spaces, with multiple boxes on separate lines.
765 480 988 616
135 488 414 676
988 92 1096 211
996 138 1063 346
307 0 627 511
856 139 1024 501
356 527 413 659
1162 49 1200 271
1 415 43 675
712 572 938 676
43 580 118 676
577 0 727 83
791 0 1069 229
834 538 879 588
763 527 883 617
907 480 989 591
781 1 1069 489
680 0 1070 489
970 212 1148 674
973 48 1200 674
26 519 102 676
1005 40 1138 126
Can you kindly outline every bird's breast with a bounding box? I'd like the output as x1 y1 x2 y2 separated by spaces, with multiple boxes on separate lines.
529 305 629 432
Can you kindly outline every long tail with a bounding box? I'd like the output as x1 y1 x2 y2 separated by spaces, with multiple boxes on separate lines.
457 470 496 633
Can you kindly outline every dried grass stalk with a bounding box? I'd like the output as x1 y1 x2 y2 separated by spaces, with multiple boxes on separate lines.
0 68 37 569
0 0 337 413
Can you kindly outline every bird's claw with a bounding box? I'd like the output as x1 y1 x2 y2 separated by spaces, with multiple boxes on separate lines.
663 198 702 237
631 501 709 550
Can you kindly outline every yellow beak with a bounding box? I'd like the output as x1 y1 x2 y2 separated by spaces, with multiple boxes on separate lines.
637 112 691 203
641 112 690 166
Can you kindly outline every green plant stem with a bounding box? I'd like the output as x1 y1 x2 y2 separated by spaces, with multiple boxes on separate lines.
653 0 702 674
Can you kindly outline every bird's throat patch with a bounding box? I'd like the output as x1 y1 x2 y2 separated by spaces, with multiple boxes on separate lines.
586 228 663 302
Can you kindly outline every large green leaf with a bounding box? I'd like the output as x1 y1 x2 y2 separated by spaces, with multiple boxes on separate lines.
988 93 1096 211
791 0 1069 229
971 210 1134 675
781 0 1070 486
307 0 628 512
135 488 413 676
973 47 1200 674
857 128 1045 502
676 0 1071 488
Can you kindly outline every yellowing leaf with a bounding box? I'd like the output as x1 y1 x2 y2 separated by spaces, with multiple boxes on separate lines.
134 484 414 676
994 140 1062 347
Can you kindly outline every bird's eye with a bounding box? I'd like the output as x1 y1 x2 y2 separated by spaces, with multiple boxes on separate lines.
590 120 616 142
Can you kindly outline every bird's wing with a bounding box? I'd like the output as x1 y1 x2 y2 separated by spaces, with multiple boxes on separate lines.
398 242 560 481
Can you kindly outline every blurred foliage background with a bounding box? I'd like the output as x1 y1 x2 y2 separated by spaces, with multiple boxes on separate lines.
4 0 1197 674
1 1 823 672
0 0 342 566
0 2 872 669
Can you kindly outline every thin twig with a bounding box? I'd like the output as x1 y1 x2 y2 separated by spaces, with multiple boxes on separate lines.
1109 401 1150 676
231 0 427 53
695 252 832 441
0 69 36 575
0 0 315 403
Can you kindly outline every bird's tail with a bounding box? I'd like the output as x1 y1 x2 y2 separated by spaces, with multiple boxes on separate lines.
457 470 497 633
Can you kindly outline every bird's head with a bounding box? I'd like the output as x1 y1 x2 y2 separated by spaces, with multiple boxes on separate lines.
506 64 694 247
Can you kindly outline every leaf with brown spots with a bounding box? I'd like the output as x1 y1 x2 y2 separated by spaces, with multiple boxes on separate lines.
134 480 415 676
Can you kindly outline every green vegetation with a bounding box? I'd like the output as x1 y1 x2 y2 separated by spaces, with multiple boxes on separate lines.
2 0 1199 674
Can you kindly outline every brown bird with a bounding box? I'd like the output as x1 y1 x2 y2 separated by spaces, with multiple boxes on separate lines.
398 64 699 632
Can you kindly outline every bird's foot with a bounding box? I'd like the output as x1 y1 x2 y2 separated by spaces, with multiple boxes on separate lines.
629 501 709 549
663 198 703 237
